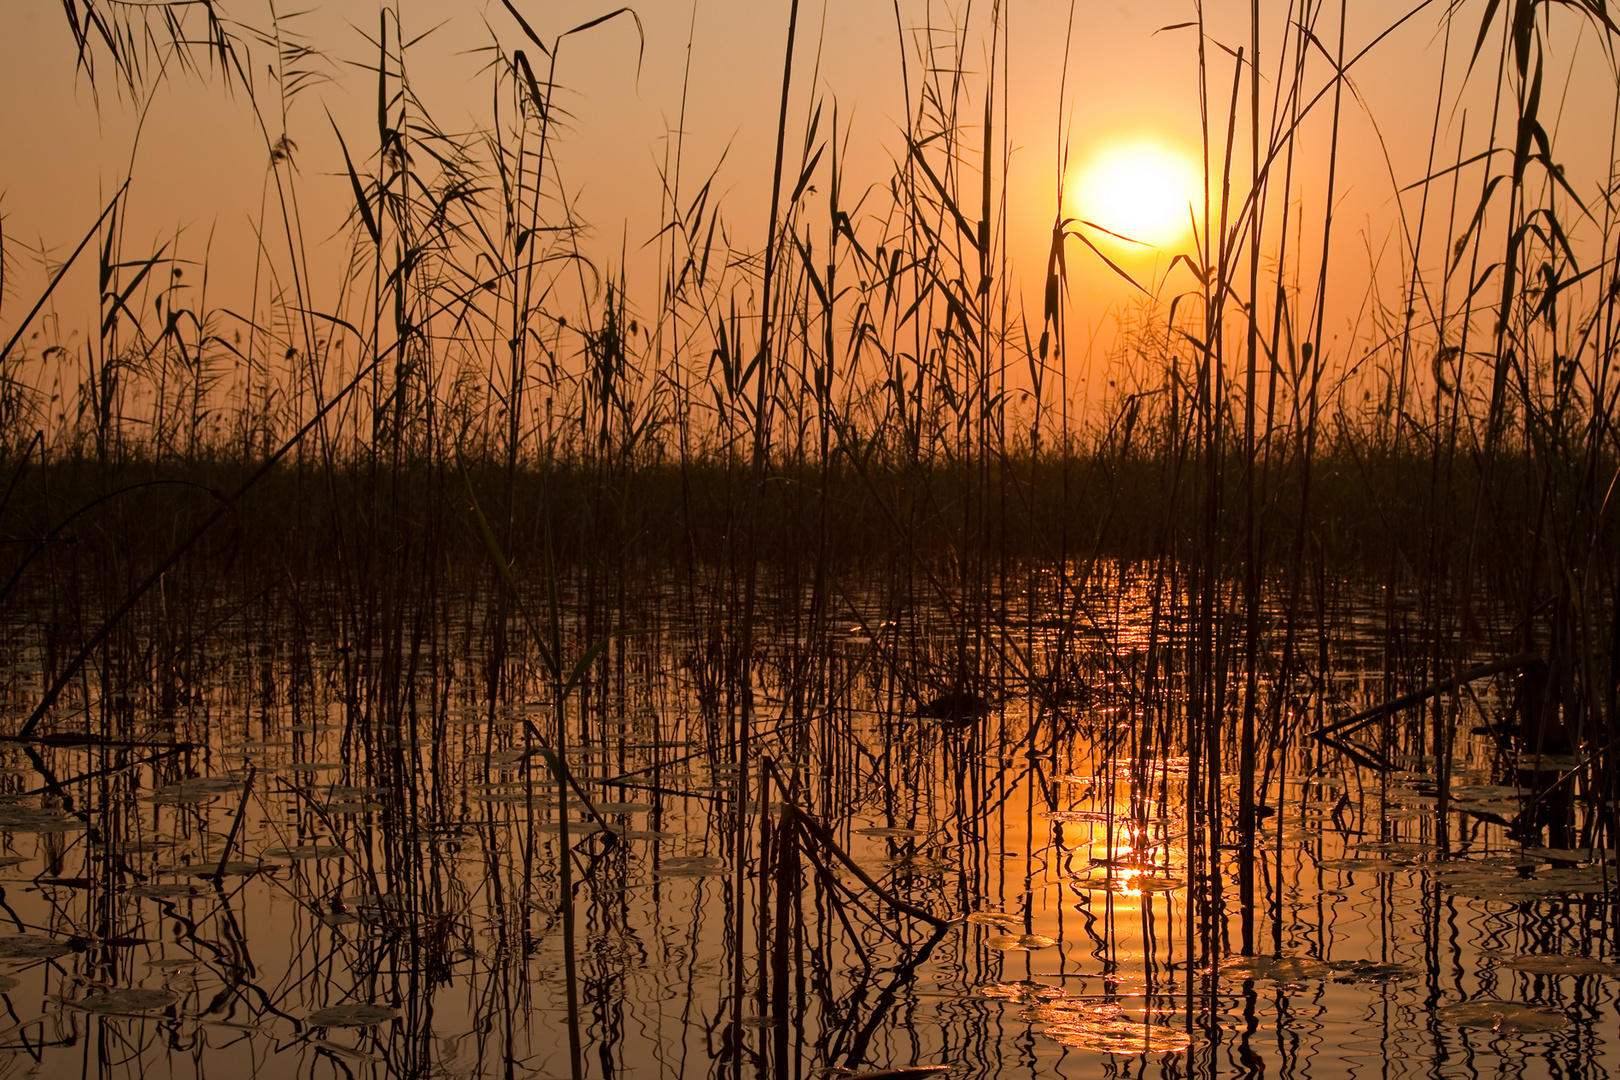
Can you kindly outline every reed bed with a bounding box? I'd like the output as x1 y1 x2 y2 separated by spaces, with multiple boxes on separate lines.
0 0 1618 1076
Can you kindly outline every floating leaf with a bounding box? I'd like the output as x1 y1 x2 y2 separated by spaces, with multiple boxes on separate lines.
589 802 652 815
142 791 218 806
534 820 619 835
1514 754 1582 772
94 839 173 854
151 777 243 796
0 935 74 960
1221 956 1332 982
1317 858 1408 874
1329 960 1417 983
1050 1023 1191 1056
145 959 202 972
1502 954 1620 977
324 785 386 800
1036 1000 1192 1055
1436 1000 1568 1033
966 912 1019 927
71 988 178 1015
977 980 1064 1003
131 883 208 901
474 791 548 804
885 855 948 873
1438 867 1600 906
1362 841 1437 857
0 807 85 832
1454 785 1527 800
188 862 278 878
658 856 726 877
262 845 349 861
307 1003 397 1027
1524 847 1618 864
856 826 926 838
1530 868 1612 893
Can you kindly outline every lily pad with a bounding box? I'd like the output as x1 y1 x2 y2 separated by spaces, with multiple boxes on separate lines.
965 912 1019 927
658 856 726 877
1439 872 1604 901
262 845 349 861
1436 1000 1568 1033
324 785 386 800
0 934 74 960
1329 960 1417 983
150 777 243 797
324 802 383 815
94 839 174 855
978 980 1065 1003
1317 858 1407 874
1453 785 1527 800
534 821 619 835
0 807 84 833
307 1003 398 1027
1221 956 1332 982
1524 847 1618 864
1502 954 1620 977
72 988 179 1015
885 855 948 873
1036 1001 1193 1055
1531 868 1613 893
188 862 278 878
1362 841 1437 857
131 883 209 901
142 791 218 807
1513 754 1582 773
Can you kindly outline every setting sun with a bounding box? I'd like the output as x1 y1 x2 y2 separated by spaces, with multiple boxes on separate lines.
1071 138 1201 250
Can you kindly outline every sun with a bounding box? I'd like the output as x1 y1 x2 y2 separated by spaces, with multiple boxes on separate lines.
1070 138 1201 250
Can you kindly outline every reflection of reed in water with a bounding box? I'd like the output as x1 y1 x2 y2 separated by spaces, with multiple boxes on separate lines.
1 0 1618 1074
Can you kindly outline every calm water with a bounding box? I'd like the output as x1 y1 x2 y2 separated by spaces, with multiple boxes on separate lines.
0 567 1613 1079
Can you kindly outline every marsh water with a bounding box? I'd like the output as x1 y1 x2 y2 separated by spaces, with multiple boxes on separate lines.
0 565 1614 1080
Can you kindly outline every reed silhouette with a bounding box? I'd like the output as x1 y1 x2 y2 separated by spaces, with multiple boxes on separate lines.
0 1 1618 1077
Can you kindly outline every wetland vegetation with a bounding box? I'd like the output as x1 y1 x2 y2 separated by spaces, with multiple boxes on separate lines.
1 0 1619 1077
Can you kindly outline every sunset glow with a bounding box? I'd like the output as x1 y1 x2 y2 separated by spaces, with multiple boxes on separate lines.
1071 138 1201 249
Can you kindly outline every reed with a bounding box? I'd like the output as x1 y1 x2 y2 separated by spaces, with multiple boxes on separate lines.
2 0 1619 1074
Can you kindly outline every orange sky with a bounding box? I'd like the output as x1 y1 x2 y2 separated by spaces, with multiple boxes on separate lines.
3 1 1617 415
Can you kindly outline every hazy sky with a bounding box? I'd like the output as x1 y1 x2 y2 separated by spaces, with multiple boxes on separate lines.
3 0 1617 401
